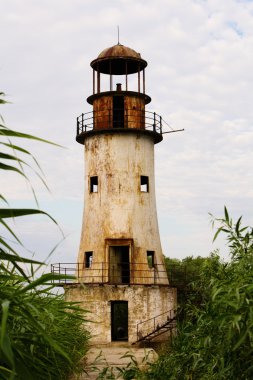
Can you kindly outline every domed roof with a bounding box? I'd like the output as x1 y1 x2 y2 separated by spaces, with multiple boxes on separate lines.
98 44 141 60
91 43 147 75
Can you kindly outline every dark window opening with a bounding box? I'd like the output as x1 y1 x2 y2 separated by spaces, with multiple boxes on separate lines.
140 176 149 192
85 251 93 268
90 176 98 193
111 301 128 341
147 251 155 268
113 96 124 128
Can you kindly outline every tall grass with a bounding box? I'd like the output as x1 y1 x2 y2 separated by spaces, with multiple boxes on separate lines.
140 208 253 379
0 92 89 379
0 268 89 379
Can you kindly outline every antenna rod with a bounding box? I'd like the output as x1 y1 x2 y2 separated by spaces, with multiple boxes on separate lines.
117 25 120 44
162 129 185 134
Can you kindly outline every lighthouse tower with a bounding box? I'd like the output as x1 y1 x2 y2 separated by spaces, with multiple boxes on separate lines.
63 43 176 345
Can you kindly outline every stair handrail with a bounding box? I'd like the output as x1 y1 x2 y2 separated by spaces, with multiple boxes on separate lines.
136 308 176 341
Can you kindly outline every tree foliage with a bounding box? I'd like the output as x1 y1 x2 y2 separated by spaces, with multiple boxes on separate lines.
0 92 89 379
165 255 212 308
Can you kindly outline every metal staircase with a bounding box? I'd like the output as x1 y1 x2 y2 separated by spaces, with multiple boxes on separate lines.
134 309 177 344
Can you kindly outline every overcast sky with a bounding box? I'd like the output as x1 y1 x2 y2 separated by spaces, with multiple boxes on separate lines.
1 0 253 267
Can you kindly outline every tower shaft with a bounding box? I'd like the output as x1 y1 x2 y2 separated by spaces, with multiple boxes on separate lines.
78 132 168 285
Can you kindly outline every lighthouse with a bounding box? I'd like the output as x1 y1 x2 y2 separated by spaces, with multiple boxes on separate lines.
55 42 177 345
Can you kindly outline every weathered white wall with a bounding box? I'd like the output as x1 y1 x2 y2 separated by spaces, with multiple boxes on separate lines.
77 132 168 285
65 284 176 344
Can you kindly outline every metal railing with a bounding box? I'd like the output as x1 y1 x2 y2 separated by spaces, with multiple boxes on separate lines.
76 109 163 136
51 262 169 285
136 308 176 342
166 264 200 288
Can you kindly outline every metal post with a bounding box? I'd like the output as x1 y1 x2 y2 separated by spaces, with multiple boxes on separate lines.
153 112 156 132
143 68 145 94
110 60 112 91
160 115 162 134
125 61 128 91
138 67 140 93
81 113 84 132
97 71 100 93
93 69 95 95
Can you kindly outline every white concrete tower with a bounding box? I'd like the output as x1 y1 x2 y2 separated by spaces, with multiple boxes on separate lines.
62 43 176 345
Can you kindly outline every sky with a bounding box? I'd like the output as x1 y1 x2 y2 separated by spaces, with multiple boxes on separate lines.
1 0 253 268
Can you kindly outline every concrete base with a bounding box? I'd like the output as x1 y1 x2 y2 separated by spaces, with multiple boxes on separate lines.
65 284 176 344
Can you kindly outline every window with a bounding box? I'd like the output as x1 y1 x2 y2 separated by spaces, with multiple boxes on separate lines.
140 176 149 192
113 95 124 128
85 251 93 268
147 251 155 268
90 176 98 193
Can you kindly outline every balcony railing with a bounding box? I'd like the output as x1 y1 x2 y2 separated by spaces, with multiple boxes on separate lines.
51 262 169 286
76 109 163 136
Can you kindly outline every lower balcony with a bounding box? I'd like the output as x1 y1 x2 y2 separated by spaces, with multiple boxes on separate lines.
51 262 169 286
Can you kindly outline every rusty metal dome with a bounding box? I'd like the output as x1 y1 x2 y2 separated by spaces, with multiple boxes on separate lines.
91 43 147 75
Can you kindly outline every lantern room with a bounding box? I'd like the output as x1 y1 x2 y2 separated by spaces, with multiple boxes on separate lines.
76 43 163 144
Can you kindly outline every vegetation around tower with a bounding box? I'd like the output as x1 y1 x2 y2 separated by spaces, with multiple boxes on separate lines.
0 92 89 380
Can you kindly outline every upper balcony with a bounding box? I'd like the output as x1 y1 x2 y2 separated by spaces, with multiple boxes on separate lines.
76 108 164 144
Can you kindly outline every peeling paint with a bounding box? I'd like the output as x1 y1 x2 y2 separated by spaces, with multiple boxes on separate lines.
65 285 176 344
77 132 168 286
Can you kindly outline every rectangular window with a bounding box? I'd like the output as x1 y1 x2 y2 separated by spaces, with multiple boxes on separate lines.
140 176 149 192
90 176 98 193
147 251 155 268
113 96 124 128
85 251 93 268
